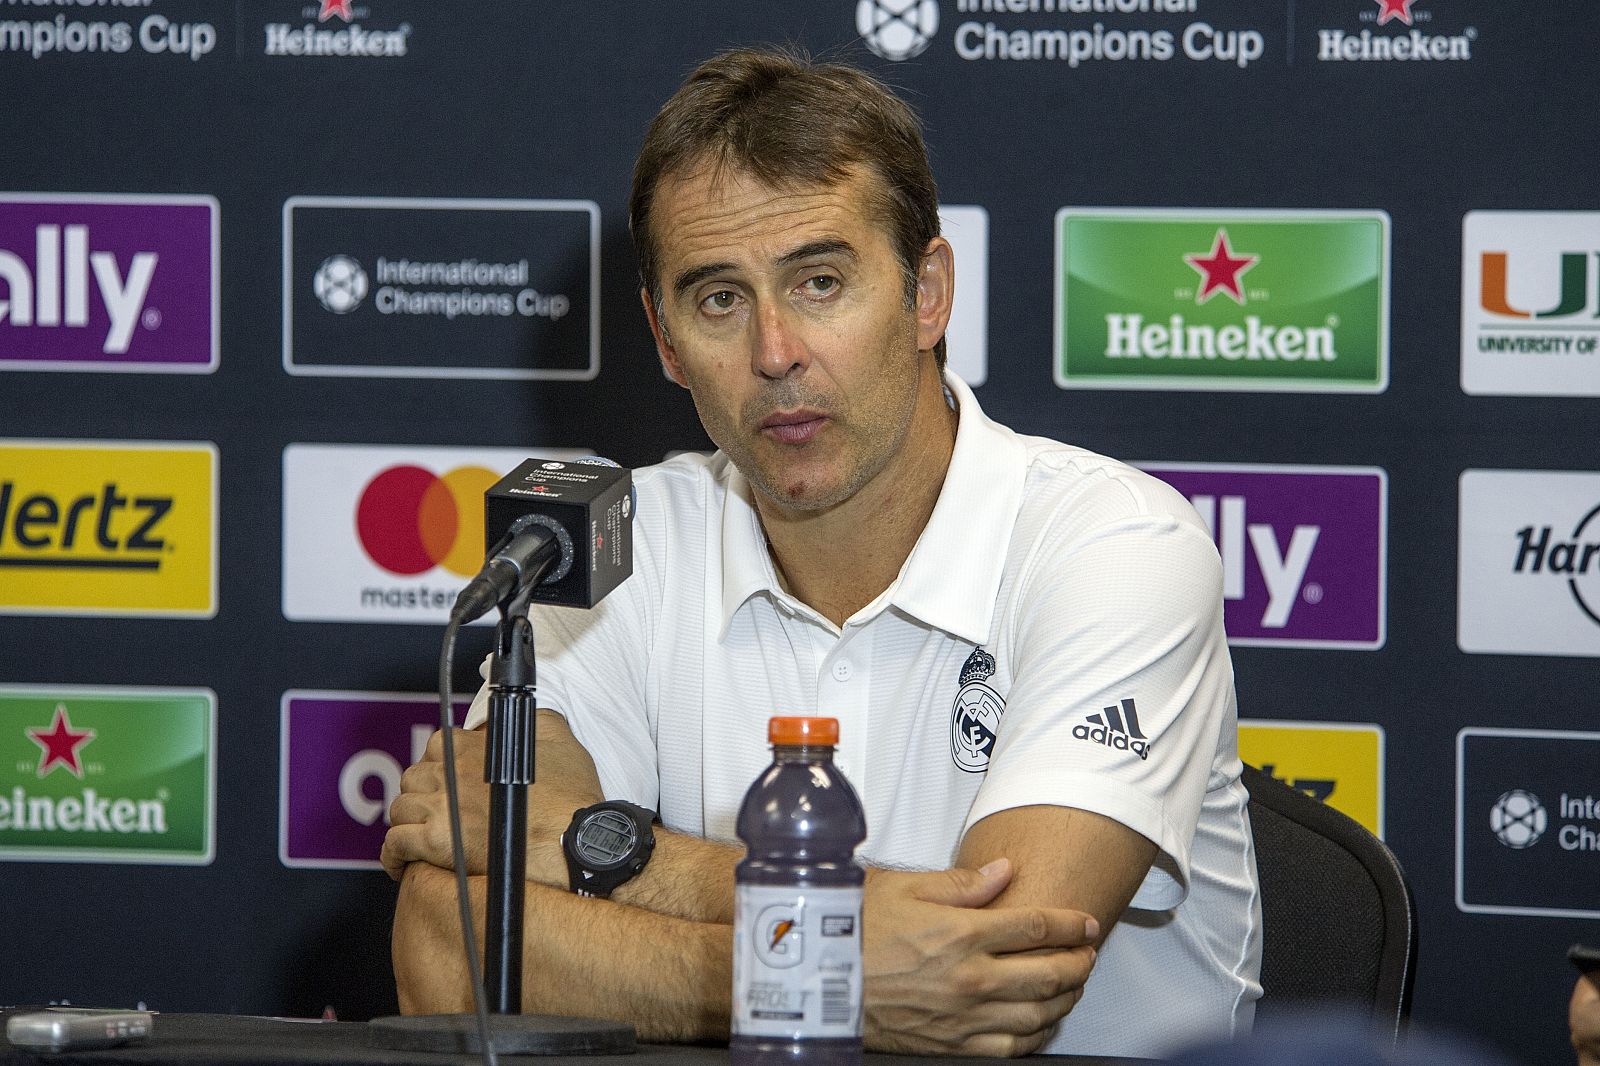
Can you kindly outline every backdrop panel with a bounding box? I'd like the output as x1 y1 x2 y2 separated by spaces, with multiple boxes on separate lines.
2 3 1596 1063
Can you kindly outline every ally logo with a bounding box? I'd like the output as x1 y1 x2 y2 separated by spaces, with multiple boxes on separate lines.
0 194 218 372
1056 209 1389 392
279 691 469 869
1138 463 1387 648
0 685 214 864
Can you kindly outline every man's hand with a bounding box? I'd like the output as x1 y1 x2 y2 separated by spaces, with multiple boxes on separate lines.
381 711 604 884
1574 974 1600 1066
862 858 1099 1057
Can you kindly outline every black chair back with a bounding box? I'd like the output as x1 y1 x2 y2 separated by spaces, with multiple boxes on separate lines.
1241 762 1417 1042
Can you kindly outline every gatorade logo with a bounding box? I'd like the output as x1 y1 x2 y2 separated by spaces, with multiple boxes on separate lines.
354 464 500 576
753 901 804 969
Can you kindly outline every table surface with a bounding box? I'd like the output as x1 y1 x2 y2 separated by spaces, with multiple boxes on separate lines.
0 1011 1160 1066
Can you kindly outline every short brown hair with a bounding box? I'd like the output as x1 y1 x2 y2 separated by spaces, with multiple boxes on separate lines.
629 47 946 370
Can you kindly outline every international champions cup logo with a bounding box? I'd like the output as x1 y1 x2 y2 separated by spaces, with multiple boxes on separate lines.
857 0 938 61
354 464 500 576
313 254 368 314
1490 789 1547 849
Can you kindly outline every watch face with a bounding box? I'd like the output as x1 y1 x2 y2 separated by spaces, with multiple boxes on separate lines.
573 808 637 869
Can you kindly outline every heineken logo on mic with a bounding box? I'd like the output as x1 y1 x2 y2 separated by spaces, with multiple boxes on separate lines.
950 648 1004 774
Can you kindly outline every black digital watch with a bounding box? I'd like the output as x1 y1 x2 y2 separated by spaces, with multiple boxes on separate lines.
560 800 657 899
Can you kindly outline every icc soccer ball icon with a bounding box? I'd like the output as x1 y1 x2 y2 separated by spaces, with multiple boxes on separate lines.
1489 789 1546 849
313 255 369 314
857 0 938 62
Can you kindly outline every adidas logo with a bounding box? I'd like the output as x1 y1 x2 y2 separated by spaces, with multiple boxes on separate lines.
1072 698 1151 761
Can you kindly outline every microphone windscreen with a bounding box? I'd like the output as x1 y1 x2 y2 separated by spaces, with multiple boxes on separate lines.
483 458 633 609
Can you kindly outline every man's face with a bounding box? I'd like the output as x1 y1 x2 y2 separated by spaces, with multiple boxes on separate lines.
643 164 948 515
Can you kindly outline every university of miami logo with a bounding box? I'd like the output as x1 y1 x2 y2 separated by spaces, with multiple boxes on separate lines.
950 648 1004 773
1461 211 1600 397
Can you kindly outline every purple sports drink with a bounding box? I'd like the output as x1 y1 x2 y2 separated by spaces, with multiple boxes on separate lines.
732 717 867 1066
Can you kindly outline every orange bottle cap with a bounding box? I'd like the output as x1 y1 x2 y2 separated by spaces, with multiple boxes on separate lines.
769 716 839 746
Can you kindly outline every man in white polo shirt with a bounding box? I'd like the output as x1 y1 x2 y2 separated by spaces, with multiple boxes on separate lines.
384 47 1261 1058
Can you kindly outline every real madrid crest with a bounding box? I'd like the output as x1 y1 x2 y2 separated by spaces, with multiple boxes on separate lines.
950 647 1004 773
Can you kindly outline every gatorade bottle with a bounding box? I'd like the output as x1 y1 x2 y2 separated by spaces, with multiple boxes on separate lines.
732 717 868 1066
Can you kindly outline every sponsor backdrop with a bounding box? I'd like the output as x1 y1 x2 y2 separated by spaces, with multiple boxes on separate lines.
0 1 1594 1061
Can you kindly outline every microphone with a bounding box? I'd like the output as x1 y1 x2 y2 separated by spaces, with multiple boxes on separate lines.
449 513 570 623
450 456 633 622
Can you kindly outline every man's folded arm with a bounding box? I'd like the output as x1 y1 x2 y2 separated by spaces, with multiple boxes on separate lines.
962 506 1235 941
392 859 731 1041
955 803 1158 946
382 714 743 925
387 715 1100 1056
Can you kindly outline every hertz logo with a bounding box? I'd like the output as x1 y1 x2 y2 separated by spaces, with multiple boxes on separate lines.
0 483 171 570
0 440 215 616
1238 719 1384 837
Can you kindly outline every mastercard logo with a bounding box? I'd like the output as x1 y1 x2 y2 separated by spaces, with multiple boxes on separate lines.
355 465 500 577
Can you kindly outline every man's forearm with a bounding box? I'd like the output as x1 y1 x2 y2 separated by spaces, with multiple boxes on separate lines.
607 827 740 924
395 861 731 1042
603 830 931 925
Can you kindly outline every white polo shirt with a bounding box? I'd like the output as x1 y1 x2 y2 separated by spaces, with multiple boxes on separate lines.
470 375 1262 1057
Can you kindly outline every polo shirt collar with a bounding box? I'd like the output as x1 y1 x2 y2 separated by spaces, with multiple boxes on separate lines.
888 374 1025 644
719 467 779 635
717 374 1027 645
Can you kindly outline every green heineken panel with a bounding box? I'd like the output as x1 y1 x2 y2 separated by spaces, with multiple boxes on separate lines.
0 686 215 864
1055 209 1389 392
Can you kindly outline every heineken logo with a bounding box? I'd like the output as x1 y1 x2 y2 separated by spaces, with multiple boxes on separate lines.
1374 0 1418 26
1184 229 1258 305
1105 314 1337 363
3 785 168 835
1316 0 1476 63
27 704 95 778
1 686 213 864
1055 209 1389 393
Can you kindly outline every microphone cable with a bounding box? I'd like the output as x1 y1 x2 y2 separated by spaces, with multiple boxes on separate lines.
437 614 499 1066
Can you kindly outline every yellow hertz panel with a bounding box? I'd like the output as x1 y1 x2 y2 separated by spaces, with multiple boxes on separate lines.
1238 719 1384 838
0 440 217 617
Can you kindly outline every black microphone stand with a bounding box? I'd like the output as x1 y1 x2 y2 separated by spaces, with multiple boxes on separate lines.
370 571 634 1058
483 583 538 1013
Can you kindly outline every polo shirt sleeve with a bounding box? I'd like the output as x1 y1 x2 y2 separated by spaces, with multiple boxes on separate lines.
962 499 1236 912
461 506 666 813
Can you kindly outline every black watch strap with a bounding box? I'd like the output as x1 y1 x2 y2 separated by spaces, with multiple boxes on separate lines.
561 800 656 898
